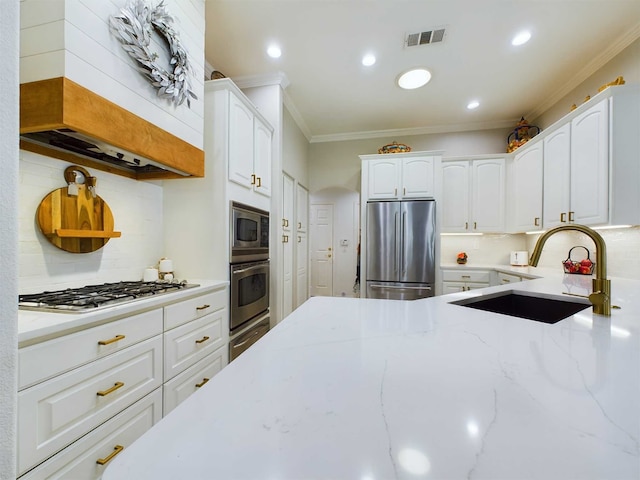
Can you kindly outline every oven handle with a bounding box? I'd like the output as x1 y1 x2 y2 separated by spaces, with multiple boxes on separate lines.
233 329 263 348
233 264 268 275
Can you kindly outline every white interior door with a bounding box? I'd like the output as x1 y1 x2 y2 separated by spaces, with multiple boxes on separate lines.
310 204 333 297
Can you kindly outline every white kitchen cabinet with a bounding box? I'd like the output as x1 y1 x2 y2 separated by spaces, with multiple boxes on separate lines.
162 287 228 407
441 269 491 293
210 79 274 204
163 349 226 416
282 173 295 318
18 336 163 476
362 153 436 200
496 272 523 285
296 184 309 232
542 85 640 228
543 102 608 228
20 390 162 480
441 157 505 233
508 142 543 232
296 231 309 308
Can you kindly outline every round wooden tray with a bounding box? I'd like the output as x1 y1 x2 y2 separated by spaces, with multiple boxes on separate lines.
37 184 121 253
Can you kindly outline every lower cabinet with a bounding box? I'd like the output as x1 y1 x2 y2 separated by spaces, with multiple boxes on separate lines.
496 272 523 285
19 390 162 480
441 269 491 293
17 286 229 479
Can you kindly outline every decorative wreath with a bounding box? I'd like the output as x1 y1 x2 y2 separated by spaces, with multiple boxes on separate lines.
109 0 197 108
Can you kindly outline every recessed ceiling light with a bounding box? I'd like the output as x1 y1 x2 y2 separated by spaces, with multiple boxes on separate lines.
467 100 480 110
397 68 432 90
362 54 376 66
512 30 531 46
267 45 282 58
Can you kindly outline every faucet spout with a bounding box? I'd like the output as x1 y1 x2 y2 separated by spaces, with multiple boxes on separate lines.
529 224 611 316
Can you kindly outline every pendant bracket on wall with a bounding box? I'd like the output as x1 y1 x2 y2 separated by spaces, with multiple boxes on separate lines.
37 166 121 253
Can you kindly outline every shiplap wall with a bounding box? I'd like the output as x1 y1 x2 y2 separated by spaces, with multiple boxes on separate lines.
20 0 205 148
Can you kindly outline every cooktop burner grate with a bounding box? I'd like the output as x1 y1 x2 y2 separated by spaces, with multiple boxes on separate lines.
19 281 196 312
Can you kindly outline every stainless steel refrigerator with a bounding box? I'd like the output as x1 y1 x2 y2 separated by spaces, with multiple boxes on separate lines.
366 199 436 300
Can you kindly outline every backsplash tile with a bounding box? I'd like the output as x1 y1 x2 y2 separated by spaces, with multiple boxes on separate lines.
18 151 164 293
441 228 640 280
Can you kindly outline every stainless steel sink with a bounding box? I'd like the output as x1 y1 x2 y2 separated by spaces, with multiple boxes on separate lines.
449 290 591 324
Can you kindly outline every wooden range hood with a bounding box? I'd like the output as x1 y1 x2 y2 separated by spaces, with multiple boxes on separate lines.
20 77 204 180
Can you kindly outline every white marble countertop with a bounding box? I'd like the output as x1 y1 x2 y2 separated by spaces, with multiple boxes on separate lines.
104 273 639 480
18 280 227 347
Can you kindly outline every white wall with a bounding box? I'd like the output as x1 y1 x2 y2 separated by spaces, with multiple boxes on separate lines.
534 37 640 129
283 107 309 187
0 1 18 476
19 151 165 292
440 234 528 266
308 128 507 193
20 0 205 148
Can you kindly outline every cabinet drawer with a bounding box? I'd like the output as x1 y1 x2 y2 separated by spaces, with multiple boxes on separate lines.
164 289 227 330
163 347 227 416
442 270 491 283
19 308 162 390
18 336 162 476
164 310 226 381
19 389 162 480
497 272 522 284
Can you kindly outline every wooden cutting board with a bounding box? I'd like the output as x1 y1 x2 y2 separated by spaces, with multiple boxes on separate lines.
37 184 121 253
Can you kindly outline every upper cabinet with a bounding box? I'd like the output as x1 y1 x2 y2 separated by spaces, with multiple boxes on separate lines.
361 152 438 200
506 142 543 232
540 85 639 229
227 92 273 198
441 157 505 233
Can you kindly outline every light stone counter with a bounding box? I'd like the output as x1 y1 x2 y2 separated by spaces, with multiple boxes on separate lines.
104 274 639 480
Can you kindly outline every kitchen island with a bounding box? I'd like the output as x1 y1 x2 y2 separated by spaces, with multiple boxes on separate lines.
103 273 639 480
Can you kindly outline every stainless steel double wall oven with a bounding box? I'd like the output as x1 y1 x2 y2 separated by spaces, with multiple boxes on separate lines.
229 202 270 361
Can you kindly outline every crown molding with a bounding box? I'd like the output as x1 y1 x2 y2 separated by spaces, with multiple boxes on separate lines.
526 23 640 121
232 72 290 90
309 119 517 143
283 91 312 141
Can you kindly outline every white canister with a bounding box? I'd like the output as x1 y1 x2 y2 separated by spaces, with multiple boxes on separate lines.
510 251 529 266
159 258 173 273
143 267 159 282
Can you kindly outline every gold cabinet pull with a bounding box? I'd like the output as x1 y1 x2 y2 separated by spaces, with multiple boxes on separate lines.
282 235 289 243
195 378 210 388
403 187 406 196
502 279 511 283
251 174 256 185
96 445 124 465
534 217 540 227
97 381 124 397
465 222 468 230
568 211 575 222
256 176 262 187
298 222 302 229
560 212 567 222
327 254 332 258
298 236 301 243
394 188 397 196
98 334 125 346
461 275 471 279
473 222 477 230
195 336 210 344
196 304 210 311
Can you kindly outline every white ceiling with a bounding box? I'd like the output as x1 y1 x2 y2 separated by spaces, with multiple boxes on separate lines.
204 1 640 142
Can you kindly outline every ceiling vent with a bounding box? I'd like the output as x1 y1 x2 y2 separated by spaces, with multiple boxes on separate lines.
405 27 446 48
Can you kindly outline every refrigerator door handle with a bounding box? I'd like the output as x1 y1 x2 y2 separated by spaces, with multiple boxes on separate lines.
370 284 432 291
401 211 407 276
394 211 400 275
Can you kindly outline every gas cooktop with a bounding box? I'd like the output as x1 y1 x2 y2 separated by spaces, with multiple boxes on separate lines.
19 281 199 313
